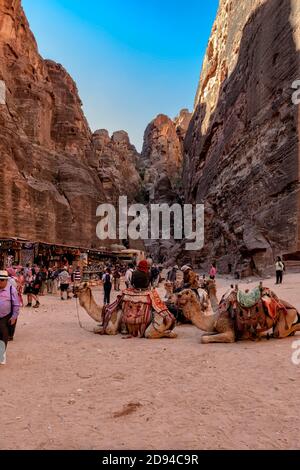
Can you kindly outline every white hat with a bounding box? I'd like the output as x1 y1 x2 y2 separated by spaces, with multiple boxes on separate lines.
0 270 9 280
181 265 191 273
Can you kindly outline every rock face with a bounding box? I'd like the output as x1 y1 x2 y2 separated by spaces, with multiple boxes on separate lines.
92 129 141 203
183 0 300 275
139 110 191 263
0 0 141 248
141 110 191 198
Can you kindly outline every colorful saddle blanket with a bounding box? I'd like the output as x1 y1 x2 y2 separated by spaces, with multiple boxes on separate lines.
237 287 261 308
102 288 175 337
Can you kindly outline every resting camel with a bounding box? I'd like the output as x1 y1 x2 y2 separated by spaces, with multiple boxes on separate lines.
76 283 177 339
177 280 300 343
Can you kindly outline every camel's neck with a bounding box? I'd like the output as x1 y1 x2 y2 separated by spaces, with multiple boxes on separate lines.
208 287 219 313
182 302 217 332
79 291 103 323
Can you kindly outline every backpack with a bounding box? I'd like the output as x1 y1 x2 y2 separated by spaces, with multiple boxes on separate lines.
104 273 111 285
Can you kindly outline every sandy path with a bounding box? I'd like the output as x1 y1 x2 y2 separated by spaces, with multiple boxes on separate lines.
1 274 300 450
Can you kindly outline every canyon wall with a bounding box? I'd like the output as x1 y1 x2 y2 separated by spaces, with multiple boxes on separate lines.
183 0 300 275
0 0 141 249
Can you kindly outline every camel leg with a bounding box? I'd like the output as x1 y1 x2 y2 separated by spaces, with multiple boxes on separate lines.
273 309 300 338
275 322 300 339
144 324 177 339
201 331 235 343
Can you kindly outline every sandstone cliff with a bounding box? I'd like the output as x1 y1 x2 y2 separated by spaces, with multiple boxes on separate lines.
141 109 191 198
183 0 300 275
0 0 141 248
92 129 141 203
139 110 191 263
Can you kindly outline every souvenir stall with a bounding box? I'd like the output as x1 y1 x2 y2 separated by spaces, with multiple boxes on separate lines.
0 238 23 269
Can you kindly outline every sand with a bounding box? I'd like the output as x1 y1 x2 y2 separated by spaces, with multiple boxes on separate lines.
1 273 300 450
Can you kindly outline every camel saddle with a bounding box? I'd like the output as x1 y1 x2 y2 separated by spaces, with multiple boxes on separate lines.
233 287 287 338
103 288 175 337
237 287 261 308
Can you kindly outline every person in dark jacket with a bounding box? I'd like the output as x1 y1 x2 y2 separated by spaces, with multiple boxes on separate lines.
102 269 112 305
132 260 150 289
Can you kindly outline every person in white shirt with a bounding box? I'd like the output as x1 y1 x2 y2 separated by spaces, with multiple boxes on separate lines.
275 257 284 285
58 267 71 300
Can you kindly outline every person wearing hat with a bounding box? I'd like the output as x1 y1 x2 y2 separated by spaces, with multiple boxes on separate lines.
181 265 199 290
132 260 150 290
0 271 20 365
58 266 71 300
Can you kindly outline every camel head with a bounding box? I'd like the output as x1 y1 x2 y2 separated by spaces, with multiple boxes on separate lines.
200 278 217 295
164 281 174 297
176 289 199 308
74 283 92 304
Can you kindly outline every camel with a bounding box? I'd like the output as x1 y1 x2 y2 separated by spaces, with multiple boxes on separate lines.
176 281 300 343
76 283 177 339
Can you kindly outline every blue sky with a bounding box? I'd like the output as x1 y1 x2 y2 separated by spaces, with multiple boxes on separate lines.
22 0 219 150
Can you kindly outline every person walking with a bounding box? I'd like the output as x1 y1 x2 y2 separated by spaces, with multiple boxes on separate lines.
59 267 71 300
150 264 160 288
102 269 112 305
275 256 285 285
209 262 217 280
7 268 21 341
0 271 20 365
167 265 178 288
113 267 121 291
125 264 134 289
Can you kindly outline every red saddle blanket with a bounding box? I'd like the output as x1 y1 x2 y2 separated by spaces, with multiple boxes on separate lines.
102 288 174 336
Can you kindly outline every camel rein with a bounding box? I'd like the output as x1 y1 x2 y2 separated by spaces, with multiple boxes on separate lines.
75 296 95 333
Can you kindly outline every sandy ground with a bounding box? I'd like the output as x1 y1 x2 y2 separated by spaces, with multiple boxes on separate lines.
1 273 300 450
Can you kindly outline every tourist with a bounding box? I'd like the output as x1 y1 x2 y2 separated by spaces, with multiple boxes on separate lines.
125 264 134 289
275 256 285 285
113 266 121 291
150 264 160 288
7 268 21 340
59 266 71 300
102 269 112 305
181 265 199 290
209 262 217 280
32 267 43 308
47 268 54 294
167 265 178 287
40 267 48 295
0 271 20 365
73 266 82 298
16 268 25 307
132 260 150 289
24 267 34 307
52 268 60 295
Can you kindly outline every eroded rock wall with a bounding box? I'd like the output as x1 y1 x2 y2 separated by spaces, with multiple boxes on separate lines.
183 0 300 275
0 0 141 248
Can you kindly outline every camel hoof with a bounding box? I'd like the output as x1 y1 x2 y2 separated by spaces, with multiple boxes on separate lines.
94 327 104 335
167 331 178 339
201 336 210 344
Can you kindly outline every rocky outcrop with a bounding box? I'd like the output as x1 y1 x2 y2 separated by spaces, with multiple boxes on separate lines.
183 0 300 275
0 0 141 248
92 129 141 203
141 109 191 199
139 110 191 263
